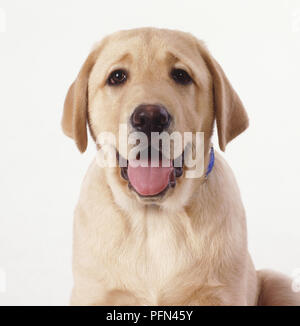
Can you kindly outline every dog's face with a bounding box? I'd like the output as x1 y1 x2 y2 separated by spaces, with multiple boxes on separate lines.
62 28 248 211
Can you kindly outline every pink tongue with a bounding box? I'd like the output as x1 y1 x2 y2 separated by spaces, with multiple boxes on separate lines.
128 160 173 196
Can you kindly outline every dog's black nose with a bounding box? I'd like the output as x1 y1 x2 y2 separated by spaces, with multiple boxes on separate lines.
130 104 171 134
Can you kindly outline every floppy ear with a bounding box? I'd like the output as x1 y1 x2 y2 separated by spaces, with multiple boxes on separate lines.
61 49 100 153
200 47 249 151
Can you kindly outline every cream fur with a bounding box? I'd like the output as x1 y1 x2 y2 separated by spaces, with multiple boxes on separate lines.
62 28 300 306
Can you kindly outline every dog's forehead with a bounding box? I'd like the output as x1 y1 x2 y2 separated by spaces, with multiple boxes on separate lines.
98 28 199 64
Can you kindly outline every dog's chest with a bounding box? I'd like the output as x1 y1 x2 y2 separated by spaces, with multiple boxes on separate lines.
111 208 205 302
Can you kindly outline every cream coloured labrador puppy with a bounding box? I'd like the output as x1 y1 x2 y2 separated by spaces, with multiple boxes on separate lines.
62 28 300 305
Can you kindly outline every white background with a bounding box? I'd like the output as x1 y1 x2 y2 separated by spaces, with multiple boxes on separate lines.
0 0 299 305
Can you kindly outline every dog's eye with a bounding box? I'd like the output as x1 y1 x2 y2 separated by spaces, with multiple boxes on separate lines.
107 69 128 86
171 68 192 85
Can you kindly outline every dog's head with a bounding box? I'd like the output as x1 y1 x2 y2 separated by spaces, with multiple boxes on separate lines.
62 28 248 210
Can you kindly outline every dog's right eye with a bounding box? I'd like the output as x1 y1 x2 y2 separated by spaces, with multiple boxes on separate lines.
107 69 128 86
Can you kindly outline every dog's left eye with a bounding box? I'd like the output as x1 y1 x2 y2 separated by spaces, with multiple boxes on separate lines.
107 69 128 86
171 68 192 85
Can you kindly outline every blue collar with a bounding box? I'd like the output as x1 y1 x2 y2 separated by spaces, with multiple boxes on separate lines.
205 146 215 178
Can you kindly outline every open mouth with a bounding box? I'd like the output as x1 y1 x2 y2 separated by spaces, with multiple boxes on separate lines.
118 147 184 198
